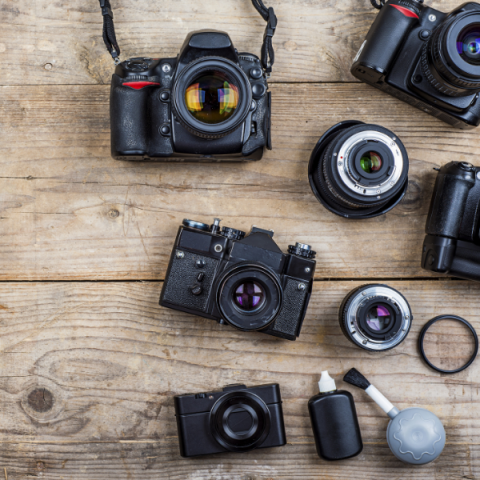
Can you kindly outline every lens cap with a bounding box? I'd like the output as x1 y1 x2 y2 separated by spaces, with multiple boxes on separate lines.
209 391 271 452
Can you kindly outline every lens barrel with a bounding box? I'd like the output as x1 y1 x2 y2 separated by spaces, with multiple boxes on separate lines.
217 264 282 332
339 284 412 352
308 121 409 219
422 11 480 96
172 57 252 139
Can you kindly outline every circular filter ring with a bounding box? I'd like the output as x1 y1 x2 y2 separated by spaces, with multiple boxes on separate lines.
419 315 479 374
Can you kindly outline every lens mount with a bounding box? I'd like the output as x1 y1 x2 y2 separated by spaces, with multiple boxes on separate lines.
217 264 282 332
339 284 412 351
309 121 409 219
172 57 252 139
422 11 480 96
209 390 271 452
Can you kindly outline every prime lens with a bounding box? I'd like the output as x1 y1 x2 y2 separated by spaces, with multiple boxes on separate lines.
308 121 409 219
172 57 252 139
339 284 413 351
422 10 480 96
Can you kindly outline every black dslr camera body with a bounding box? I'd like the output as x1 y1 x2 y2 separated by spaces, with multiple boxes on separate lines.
160 218 316 340
352 0 480 129
110 31 271 161
174 383 286 457
422 161 480 281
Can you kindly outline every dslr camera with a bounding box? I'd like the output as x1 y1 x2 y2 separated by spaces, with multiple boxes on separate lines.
174 383 286 457
352 0 480 129
159 218 316 340
422 161 480 281
110 30 272 161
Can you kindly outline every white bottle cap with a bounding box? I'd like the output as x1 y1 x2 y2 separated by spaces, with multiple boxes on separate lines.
319 371 336 393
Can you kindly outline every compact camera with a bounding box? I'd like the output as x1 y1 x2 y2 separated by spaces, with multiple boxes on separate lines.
422 161 480 281
159 218 316 340
174 383 286 457
110 31 272 161
352 0 480 129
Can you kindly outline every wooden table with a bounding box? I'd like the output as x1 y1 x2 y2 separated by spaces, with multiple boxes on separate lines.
1 0 480 478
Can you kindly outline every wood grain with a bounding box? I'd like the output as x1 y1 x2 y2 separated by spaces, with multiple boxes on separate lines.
0 280 479 479
0 0 466 85
1 82 475 280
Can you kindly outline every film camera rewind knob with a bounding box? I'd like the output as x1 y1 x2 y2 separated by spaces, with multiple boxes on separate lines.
288 242 316 259
220 227 246 241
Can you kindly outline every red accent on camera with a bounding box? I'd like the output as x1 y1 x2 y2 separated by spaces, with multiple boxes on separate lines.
123 81 160 90
390 4 419 18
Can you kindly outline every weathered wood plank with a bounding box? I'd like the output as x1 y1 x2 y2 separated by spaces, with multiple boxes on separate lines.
0 0 464 85
0 82 473 280
0 280 479 479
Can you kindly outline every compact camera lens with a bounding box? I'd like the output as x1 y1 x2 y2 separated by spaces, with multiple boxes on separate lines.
234 281 266 312
217 265 282 332
457 24 480 65
172 57 252 139
339 284 412 352
185 70 240 124
308 121 409 219
209 391 271 452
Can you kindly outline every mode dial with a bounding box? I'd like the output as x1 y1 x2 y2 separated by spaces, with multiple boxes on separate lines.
288 242 316 259
220 227 246 241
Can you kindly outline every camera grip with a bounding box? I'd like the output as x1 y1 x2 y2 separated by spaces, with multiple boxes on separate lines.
425 162 476 239
110 75 149 156
353 0 420 76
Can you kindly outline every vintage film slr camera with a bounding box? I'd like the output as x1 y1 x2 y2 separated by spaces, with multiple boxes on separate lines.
100 1 277 161
174 383 286 457
352 0 480 129
422 161 480 281
160 218 316 340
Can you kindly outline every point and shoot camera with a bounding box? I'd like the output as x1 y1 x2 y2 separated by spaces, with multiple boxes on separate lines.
422 161 480 281
100 1 277 161
174 383 286 457
352 0 480 129
160 218 316 341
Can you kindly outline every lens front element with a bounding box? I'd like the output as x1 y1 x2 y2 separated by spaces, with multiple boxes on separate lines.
360 151 383 174
457 24 480 65
185 70 239 124
234 282 265 312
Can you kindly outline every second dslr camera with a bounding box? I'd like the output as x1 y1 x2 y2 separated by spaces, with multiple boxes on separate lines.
160 218 316 340
352 0 480 129
110 31 272 161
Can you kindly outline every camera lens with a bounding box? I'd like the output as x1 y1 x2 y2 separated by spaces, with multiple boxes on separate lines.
339 284 412 351
457 24 480 65
308 121 409 219
217 265 282 332
185 70 240 124
422 12 480 96
234 281 265 312
209 391 271 452
172 57 252 139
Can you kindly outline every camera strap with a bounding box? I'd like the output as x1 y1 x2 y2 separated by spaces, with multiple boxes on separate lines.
98 0 277 73
370 0 385 9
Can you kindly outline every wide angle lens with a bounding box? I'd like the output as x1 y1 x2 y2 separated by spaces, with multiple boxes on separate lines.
185 70 239 124
457 24 480 65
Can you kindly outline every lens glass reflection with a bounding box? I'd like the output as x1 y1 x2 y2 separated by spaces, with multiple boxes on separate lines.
185 70 239 124
366 304 392 331
360 151 383 174
234 282 265 312
457 24 480 65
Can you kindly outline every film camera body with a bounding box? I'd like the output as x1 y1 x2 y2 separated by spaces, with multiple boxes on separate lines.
160 218 316 340
110 31 272 161
422 161 480 281
352 0 480 129
174 383 286 457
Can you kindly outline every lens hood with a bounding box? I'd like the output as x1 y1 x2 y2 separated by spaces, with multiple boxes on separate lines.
308 121 409 219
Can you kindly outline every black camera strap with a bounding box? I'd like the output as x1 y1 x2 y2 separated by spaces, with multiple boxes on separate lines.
98 0 277 73
370 0 385 9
